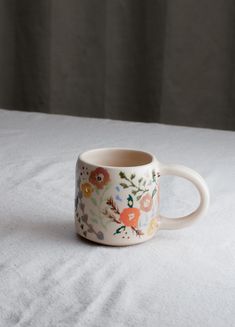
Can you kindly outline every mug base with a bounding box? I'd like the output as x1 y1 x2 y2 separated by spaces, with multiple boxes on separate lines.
76 232 155 247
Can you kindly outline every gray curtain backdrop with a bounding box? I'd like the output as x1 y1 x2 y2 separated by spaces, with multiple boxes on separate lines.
0 0 234 130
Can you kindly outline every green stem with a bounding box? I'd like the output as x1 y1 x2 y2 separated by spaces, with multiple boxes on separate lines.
100 184 111 205
90 211 106 230
98 185 111 229
124 175 149 193
139 189 148 197
123 176 136 188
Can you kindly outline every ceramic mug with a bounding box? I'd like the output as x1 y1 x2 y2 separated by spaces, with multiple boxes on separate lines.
74 148 209 246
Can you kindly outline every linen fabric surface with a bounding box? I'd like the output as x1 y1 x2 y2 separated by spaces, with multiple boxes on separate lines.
0 109 234 327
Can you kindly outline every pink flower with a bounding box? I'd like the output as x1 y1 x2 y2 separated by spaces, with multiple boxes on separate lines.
140 193 153 212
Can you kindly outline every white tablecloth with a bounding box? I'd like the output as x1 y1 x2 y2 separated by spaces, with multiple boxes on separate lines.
0 109 234 327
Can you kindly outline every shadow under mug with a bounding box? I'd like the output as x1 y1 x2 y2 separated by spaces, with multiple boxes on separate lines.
75 148 209 246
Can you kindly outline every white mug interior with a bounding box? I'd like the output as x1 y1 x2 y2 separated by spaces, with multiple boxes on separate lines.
79 148 154 168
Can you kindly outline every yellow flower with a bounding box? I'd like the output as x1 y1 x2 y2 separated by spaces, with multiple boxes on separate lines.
147 218 158 236
81 183 93 198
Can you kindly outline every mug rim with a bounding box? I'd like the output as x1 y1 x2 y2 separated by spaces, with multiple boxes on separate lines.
79 147 156 169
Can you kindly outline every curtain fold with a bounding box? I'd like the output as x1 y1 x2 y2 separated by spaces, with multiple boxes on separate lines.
0 0 234 130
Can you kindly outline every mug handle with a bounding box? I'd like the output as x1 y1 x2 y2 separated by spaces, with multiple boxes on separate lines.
158 163 210 230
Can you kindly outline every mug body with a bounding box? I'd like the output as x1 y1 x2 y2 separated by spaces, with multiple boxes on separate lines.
75 148 160 246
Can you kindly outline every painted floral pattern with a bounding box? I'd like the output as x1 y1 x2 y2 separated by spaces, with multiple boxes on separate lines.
140 193 153 212
75 165 160 242
81 183 93 198
102 196 144 236
120 207 140 228
89 167 110 189
147 218 158 236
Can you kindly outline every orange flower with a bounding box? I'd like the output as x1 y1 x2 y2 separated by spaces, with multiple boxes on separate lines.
120 207 140 228
89 167 110 189
140 193 153 212
80 183 93 198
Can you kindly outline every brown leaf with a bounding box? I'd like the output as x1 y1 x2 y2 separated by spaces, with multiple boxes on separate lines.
106 196 120 214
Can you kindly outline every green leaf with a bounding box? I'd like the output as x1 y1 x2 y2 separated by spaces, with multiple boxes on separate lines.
130 173 136 180
138 177 143 184
152 169 156 181
152 188 157 198
104 184 111 191
91 197 97 206
119 171 126 179
127 194 134 208
120 183 128 189
113 225 126 235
